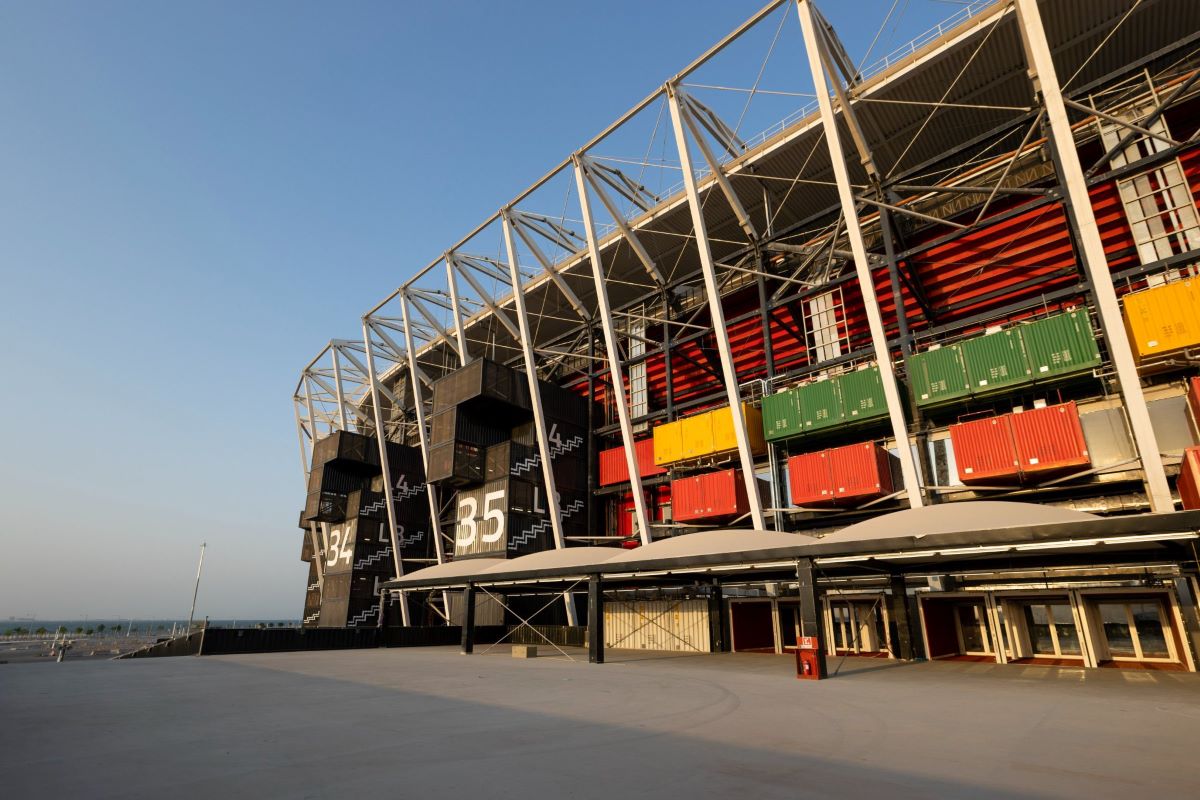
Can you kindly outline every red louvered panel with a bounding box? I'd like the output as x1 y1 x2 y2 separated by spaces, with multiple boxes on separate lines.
829 442 894 504
949 415 1020 484
787 450 834 507
1010 402 1090 477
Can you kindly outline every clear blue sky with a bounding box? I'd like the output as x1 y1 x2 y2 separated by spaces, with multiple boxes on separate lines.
0 0 959 619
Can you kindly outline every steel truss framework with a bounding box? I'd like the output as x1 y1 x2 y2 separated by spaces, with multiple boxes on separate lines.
294 0 1200 624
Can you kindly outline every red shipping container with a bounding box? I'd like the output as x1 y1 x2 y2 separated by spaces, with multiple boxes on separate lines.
829 442 894 504
1188 376 1200 435
599 439 665 486
1178 446 1200 511
787 450 834 507
1010 401 1090 477
613 485 672 538
671 468 750 522
950 415 1020 484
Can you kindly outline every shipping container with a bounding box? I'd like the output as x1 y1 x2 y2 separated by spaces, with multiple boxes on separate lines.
429 406 508 447
838 365 888 423
599 439 665 486
786 450 833 507
1019 311 1102 382
431 357 530 414
909 344 972 408
1188 376 1200 434
681 412 716 459
961 328 1032 396
653 421 684 466
310 430 378 473
949 415 1020 484
1122 277 1200 361
426 440 485 486
1010 402 1091 477
762 388 802 442
798 378 844 432
671 468 751 522
829 442 894 503
710 403 767 455
604 598 712 652
1179 446 1200 511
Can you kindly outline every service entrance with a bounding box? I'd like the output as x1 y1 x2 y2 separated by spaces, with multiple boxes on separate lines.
825 596 888 656
954 601 994 657
1084 595 1181 667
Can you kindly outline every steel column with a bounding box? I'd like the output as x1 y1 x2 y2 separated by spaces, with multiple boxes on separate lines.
888 573 914 660
573 156 653 545
460 583 476 654
1013 0 1172 512
444 254 471 364
795 558 827 677
398 299 448 566
329 346 349 431
666 84 767 530
797 0 924 508
588 575 604 664
361 319 410 626
501 210 580 626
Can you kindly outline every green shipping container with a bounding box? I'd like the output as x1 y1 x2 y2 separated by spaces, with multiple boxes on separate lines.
798 379 843 432
1019 311 1101 381
961 329 1032 396
838 365 888 423
909 345 971 408
761 388 803 442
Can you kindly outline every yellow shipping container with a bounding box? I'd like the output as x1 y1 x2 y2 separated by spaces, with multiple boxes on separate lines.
710 403 767 455
1122 278 1200 360
680 412 715 459
652 420 683 466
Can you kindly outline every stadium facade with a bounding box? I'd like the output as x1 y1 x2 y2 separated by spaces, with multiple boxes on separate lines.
293 0 1200 674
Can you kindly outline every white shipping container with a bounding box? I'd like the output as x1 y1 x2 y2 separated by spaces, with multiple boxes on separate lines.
604 598 711 652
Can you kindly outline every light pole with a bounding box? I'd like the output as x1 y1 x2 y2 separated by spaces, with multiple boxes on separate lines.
186 542 206 636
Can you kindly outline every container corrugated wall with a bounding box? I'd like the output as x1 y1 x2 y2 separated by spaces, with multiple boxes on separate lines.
1019 311 1102 381
961 329 1032 396
1179 446 1200 510
799 379 843 432
654 404 766 466
910 345 971 408
1009 402 1091 476
829 442 894 502
762 389 802 441
1188 376 1200 431
1123 278 1200 360
681 413 715 459
787 450 833 507
838 366 888 423
671 468 749 521
604 598 711 652
599 439 664 486
949 416 1020 483
653 421 683 465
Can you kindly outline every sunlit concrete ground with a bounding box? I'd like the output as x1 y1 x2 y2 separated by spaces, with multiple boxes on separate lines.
3 646 1199 798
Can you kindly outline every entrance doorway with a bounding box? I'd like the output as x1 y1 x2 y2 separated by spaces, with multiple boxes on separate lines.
826 597 888 656
1086 596 1181 668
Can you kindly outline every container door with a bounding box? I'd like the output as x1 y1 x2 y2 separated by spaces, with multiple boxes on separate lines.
961 329 1033 397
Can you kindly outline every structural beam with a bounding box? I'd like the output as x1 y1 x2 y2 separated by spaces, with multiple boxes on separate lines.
588 575 604 664
444 254 472 364
361 318 411 626
329 345 349 431
573 155 654 545
501 209 580 627
797 0 924 508
1013 0 1173 512
667 82 767 530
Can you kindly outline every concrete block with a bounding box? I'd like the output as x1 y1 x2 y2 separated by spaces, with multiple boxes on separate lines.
512 645 537 658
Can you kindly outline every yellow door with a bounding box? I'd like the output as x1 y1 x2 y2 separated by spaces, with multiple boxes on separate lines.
680 412 715 459
653 421 683 466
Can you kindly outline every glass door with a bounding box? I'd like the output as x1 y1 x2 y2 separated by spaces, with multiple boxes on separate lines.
1022 602 1082 658
1097 600 1174 662
954 602 993 655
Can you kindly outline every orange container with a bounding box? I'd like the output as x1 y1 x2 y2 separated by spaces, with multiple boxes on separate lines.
1179 446 1200 511
829 442 894 503
671 468 751 522
787 450 833 507
598 439 665 486
1010 402 1090 477
950 416 1020 484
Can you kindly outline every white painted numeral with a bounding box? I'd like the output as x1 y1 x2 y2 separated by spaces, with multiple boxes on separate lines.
482 490 506 542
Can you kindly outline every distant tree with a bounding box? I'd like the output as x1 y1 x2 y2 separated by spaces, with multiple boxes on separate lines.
96 624 106 633
56 626 67 635
74 627 83 634
35 627 47 636
86 628 94 635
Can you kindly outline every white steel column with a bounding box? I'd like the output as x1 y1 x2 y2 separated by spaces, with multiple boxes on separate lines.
1013 0 1172 512
329 346 349 431
293 401 311 484
796 0 924 507
501 210 580 626
573 156 653 545
362 318 411 626
444 255 471 364
398 297 450 568
666 85 767 529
